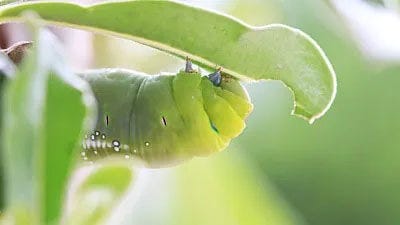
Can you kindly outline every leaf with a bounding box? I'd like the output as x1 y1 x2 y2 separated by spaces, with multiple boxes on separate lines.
0 0 336 123
0 51 15 213
0 26 96 224
63 161 136 225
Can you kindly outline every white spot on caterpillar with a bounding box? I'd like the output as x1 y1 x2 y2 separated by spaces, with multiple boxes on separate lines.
112 140 120 147
81 152 86 156
90 134 95 141
145 142 150 147
114 146 120 152
94 150 98 155
125 155 130 159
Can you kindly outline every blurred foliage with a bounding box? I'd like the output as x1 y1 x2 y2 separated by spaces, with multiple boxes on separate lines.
64 161 136 225
93 35 183 75
0 27 95 224
226 0 283 25
0 51 14 212
366 0 385 4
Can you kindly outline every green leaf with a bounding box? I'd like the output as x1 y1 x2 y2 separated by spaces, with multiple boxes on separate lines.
0 26 95 224
0 0 336 123
63 161 135 225
0 51 15 213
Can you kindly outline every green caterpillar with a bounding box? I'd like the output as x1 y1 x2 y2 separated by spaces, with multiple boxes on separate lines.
79 60 253 167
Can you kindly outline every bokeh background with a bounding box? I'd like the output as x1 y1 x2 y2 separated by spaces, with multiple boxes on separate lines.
1 0 400 225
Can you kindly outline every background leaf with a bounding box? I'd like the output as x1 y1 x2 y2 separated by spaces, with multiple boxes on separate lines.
1 26 95 224
0 51 15 213
63 160 136 225
0 0 336 123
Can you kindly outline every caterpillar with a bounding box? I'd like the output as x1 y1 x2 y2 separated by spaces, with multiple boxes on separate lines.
79 60 253 167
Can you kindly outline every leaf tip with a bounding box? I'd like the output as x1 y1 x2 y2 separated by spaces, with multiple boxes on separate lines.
285 25 337 124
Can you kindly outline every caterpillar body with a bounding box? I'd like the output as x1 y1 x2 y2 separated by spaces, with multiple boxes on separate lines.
79 66 253 167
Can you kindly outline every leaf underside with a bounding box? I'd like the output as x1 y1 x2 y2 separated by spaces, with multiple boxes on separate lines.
0 0 337 123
